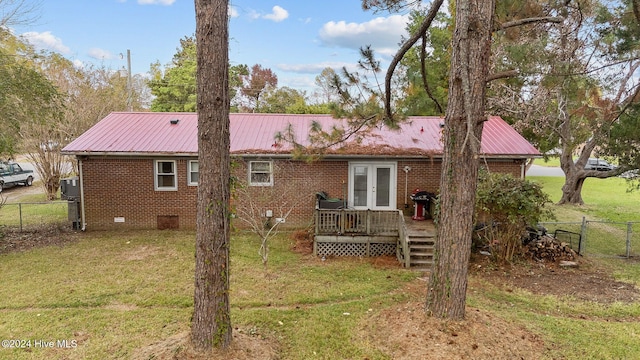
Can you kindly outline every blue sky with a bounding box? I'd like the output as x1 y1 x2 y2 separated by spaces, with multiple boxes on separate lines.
12 0 417 94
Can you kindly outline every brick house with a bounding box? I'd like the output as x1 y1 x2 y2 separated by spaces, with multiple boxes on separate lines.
62 112 540 231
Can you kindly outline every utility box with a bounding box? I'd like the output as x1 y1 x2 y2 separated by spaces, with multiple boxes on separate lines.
61 177 81 229
60 177 79 200
68 201 79 221
67 199 81 230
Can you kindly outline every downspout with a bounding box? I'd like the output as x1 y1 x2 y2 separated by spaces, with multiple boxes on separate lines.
79 158 87 231
342 180 347 209
403 165 411 208
521 159 526 179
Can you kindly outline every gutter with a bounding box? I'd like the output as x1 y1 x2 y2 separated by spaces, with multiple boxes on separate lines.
61 151 542 161
61 151 198 157
241 154 542 160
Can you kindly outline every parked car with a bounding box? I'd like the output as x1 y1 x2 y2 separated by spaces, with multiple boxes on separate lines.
0 162 34 192
620 169 639 179
584 158 616 171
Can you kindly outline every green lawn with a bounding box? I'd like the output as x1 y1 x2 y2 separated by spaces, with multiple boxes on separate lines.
1 176 640 359
528 175 640 222
0 231 417 359
533 156 561 167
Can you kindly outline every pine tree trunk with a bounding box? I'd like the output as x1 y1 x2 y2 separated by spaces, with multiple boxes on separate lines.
191 0 232 350
426 0 495 320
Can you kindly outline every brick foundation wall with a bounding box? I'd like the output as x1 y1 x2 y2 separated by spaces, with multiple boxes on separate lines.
79 156 525 230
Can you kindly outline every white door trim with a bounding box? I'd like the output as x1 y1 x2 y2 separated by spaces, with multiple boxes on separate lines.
348 161 397 210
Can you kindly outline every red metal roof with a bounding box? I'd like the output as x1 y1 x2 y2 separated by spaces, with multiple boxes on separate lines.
62 112 540 158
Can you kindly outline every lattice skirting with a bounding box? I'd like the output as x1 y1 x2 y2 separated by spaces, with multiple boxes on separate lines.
315 241 396 257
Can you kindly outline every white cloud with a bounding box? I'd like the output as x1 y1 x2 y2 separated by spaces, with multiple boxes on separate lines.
20 31 70 54
73 59 85 69
277 61 356 75
281 75 316 90
318 15 409 56
263 5 288 22
88 48 116 60
247 9 261 20
229 5 239 18
137 0 175 5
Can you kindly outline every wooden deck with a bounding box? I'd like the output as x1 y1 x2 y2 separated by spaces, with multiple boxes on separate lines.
313 209 436 270
404 216 435 237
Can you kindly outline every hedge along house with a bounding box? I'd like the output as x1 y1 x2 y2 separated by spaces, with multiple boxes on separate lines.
62 112 539 266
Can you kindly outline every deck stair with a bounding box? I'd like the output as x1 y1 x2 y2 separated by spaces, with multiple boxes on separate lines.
404 218 435 271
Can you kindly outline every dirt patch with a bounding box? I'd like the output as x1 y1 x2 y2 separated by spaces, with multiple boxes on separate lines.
360 301 545 360
131 330 278 360
0 224 80 254
369 254 403 269
355 276 547 360
289 231 401 270
290 229 314 254
470 254 640 304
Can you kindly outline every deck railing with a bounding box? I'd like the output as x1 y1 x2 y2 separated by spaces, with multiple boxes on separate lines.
314 209 401 236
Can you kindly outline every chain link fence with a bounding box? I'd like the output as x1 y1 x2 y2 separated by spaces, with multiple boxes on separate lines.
539 218 640 258
1 200 638 259
0 201 69 231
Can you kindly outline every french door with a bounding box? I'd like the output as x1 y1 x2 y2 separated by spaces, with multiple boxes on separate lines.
348 162 396 210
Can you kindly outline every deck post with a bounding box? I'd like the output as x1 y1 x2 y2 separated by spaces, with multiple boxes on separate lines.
400 212 411 268
627 222 632 259
313 238 317 256
404 238 410 268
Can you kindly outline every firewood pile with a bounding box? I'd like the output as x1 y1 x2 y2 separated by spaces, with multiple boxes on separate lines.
525 235 577 263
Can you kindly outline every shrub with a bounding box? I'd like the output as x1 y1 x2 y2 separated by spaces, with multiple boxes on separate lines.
474 170 555 262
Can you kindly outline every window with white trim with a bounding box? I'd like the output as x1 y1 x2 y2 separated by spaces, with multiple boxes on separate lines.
249 161 273 186
155 160 177 191
188 160 199 186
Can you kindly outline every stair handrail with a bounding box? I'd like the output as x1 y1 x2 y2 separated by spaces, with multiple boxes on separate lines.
397 211 411 268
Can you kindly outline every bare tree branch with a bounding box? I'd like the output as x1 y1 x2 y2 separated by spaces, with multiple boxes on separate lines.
383 0 444 120
0 0 41 28
614 61 640 105
486 69 519 82
497 16 563 31
362 0 422 13
276 114 377 158
420 33 444 114
560 56 640 77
